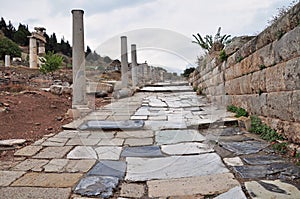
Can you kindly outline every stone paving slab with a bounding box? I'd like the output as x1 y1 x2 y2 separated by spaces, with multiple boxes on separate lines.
221 141 269 155
14 145 43 157
67 146 98 159
33 146 73 159
120 183 145 198
115 130 154 138
214 186 247 199
245 180 300 199
66 138 101 146
88 132 114 139
147 173 240 197
12 159 49 172
223 157 244 166
0 170 25 186
74 176 119 198
121 146 163 157
44 159 96 173
124 138 153 146
87 160 126 179
95 146 122 160
41 137 69 146
242 155 285 165
126 153 229 181
0 187 71 199
11 172 82 187
156 129 205 145
161 142 214 155
98 138 124 146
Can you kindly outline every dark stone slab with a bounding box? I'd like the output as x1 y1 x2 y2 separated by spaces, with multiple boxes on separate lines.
74 176 118 198
220 127 244 136
121 146 163 157
233 163 300 179
233 165 270 179
221 141 269 155
87 160 126 179
79 120 144 130
243 155 285 165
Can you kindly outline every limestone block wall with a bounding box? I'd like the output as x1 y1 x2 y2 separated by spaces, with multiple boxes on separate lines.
190 3 300 143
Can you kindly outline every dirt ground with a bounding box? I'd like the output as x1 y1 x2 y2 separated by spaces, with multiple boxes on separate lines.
0 66 112 160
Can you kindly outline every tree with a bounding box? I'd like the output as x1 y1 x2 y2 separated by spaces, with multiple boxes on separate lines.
39 51 63 74
85 45 92 57
192 27 231 52
0 36 21 59
182 67 195 78
12 23 30 46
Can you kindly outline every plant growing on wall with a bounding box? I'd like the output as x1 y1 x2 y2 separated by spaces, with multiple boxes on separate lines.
192 27 231 53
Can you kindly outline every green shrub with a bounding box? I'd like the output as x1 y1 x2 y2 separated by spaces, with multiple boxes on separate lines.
272 143 288 154
250 115 284 142
0 37 21 59
227 105 248 117
39 51 63 74
219 50 228 62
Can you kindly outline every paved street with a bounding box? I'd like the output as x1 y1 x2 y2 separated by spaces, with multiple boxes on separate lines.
1 82 299 198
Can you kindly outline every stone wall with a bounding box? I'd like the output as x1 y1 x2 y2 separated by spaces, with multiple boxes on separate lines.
190 3 300 143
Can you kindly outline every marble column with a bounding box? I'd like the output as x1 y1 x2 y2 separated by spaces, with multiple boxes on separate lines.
131 44 138 88
38 41 46 56
121 36 128 88
4 55 10 67
71 9 87 108
29 37 38 69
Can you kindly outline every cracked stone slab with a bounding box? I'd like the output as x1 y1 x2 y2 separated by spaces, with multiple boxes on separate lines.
67 146 97 159
12 159 49 172
74 176 119 198
242 155 285 165
126 153 228 181
11 172 82 187
121 146 163 157
79 120 144 130
0 187 71 199
221 141 269 155
33 146 73 159
63 120 85 130
95 146 122 160
14 145 43 156
147 173 239 197
245 180 300 199
156 129 205 145
161 142 214 155
0 171 25 186
87 160 126 179
214 186 247 199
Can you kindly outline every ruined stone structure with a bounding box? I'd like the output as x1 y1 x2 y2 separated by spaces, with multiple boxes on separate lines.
28 27 46 69
190 3 300 143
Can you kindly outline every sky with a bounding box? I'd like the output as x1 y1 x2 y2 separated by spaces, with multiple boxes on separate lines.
0 0 296 74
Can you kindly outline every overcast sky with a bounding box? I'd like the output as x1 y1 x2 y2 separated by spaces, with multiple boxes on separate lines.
0 0 295 74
